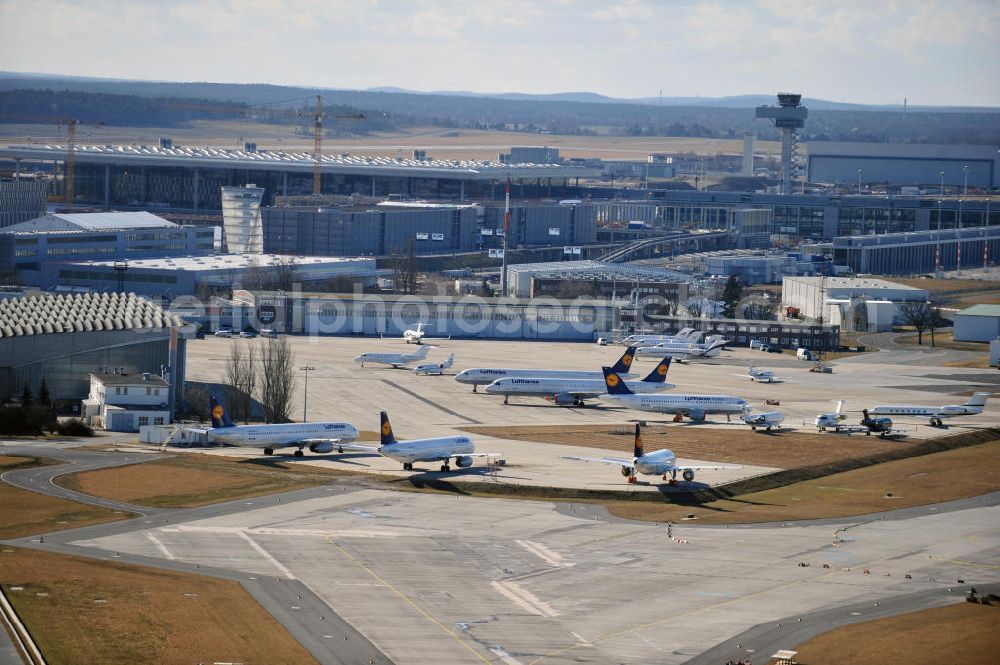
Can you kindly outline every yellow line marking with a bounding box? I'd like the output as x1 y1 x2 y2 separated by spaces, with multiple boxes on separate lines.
327 537 492 664
928 555 1000 570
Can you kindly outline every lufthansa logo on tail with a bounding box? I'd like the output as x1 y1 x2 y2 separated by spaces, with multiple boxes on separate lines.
381 421 393 436
622 354 633 366
636 434 642 449
657 364 668 376
606 373 621 387
212 405 224 419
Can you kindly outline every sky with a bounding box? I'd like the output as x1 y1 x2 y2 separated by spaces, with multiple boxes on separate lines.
1 0 998 106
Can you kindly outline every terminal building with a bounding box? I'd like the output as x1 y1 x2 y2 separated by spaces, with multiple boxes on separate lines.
0 178 48 228
0 144 599 210
503 260 691 300
832 226 1000 275
0 291 186 415
807 142 1000 189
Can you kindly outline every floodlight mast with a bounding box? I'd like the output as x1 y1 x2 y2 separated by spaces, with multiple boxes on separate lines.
755 93 808 195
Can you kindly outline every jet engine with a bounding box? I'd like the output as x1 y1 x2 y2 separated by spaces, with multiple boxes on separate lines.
551 393 578 406
455 455 474 468
682 469 695 482
309 441 334 454
688 411 706 421
621 466 635 477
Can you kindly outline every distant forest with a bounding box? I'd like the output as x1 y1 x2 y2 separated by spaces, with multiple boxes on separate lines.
0 75 998 145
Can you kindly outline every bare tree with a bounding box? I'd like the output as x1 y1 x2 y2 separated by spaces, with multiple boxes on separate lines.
899 301 934 345
257 336 296 423
685 298 704 318
929 303 946 347
183 384 211 424
390 239 419 295
241 256 301 293
741 293 777 320
225 340 257 423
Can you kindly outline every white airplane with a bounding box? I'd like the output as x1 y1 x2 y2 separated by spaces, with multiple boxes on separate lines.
563 423 740 485
634 337 726 359
815 399 848 430
597 366 748 421
740 405 784 431
620 328 700 346
454 345 638 392
484 357 675 406
197 396 359 457
340 411 498 472
414 353 455 376
739 366 780 383
354 344 433 368
403 323 427 344
869 392 991 427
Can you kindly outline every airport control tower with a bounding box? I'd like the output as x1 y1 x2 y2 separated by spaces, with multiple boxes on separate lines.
756 93 808 195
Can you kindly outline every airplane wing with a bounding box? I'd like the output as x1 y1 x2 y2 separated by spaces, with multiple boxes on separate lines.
561 455 634 467
297 437 357 445
669 463 742 471
333 442 380 452
458 452 502 457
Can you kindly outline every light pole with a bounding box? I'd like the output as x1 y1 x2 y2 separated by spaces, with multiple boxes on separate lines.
939 170 944 198
957 165 968 274
300 365 315 422
857 169 862 196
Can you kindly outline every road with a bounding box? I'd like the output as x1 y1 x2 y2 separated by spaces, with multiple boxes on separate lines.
1 442 391 665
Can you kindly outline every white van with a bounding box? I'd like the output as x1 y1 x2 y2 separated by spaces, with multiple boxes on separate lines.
796 348 814 361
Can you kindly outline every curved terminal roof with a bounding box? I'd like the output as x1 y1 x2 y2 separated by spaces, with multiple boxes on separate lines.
0 145 600 181
1 211 176 234
0 291 183 338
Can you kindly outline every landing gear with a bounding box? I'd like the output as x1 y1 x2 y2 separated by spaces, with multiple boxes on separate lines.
627 475 637 484
264 447 274 456
930 417 943 427
472 386 478 393
503 396 509 405
440 463 451 472
403 462 413 471
294 449 304 457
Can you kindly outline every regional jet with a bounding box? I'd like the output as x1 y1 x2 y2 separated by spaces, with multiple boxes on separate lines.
454 345 639 392
413 353 455 376
634 337 726 359
868 392 991 427
340 411 498 472
597 367 747 421
354 344 433 368
403 322 427 344
198 396 359 457
620 328 700 346
738 366 781 383
484 357 675 406
563 423 739 484
740 405 784 431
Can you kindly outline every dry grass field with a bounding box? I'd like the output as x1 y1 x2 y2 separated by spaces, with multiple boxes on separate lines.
461 423 919 467
57 454 330 508
0 547 319 665
785 601 1000 665
890 277 1000 309
0 456 130 539
605 441 1000 524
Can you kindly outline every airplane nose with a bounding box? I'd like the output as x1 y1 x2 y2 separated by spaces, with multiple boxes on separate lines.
484 384 498 393
352 355 364 363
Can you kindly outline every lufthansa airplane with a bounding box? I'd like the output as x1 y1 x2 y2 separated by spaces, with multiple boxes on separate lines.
597 366 747 421
454 345 639 392
563 423 739 484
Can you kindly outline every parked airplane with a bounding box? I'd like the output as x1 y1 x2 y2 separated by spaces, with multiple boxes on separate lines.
403 323 427 344
740 405 784 430
484 357 675 406
341 411 497 472
354 344 433 368
200 396 359 457
739 366 781 383
454 345 638 392
414 353 455 376
597 366 748 421
634 337 726 359
815 400 848 430
860 409 897 437
563 423 739 484
868 392 991 427
620 328 700 346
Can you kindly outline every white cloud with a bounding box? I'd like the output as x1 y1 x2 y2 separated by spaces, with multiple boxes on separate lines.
0 0 996 105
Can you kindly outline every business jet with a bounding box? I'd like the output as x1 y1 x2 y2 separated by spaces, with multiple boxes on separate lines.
740 405 784 431
868 392 991 427
739 366 781 383
484 357 675 406
621 328 700 346
354 344 433 368
597 367 748 421
634 337 726 359
414 353 455 376
403 323 427 344
859 409 898 437
563 423 740 484
454 345 639 392
340 411 498 472
198 396 359 456
815 400 848 430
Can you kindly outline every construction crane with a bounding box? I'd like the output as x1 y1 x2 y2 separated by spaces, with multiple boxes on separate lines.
167 97 365 194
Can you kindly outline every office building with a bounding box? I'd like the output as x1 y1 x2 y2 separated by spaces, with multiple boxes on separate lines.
782 276 929 321
0 178 48 228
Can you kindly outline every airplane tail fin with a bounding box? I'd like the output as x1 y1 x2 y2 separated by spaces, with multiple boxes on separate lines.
965 392 991 407
602 366 634 395
444 353 455 367
209 394 235 428
640 357 672 383
633 422 643 458
609 346 637 374
411 345 432 360
834 399 846 416
379 411 397 446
